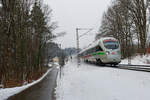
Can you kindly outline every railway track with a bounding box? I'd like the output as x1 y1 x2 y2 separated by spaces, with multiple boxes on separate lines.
85 62 150 72
117 64 150 72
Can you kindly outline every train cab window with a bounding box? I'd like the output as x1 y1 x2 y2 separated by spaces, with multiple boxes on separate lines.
96 46 103 52
103 41 119 49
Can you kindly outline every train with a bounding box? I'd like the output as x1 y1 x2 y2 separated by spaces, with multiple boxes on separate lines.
79 37 121 66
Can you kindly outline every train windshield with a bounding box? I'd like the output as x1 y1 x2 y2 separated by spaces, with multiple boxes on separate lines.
103 40 119 50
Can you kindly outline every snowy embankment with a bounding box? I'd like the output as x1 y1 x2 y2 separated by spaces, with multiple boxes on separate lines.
56 59 150 100
121 54 150 65
0 68 52 100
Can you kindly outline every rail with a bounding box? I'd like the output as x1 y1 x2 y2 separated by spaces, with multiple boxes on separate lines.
117 64 150 72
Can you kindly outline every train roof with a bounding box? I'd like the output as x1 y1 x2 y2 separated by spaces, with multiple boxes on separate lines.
99 37 117 41
79 37 117 54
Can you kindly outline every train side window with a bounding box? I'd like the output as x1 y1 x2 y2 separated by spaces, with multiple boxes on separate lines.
93 47 96 52
87 50 90 54
85 51 87 55
91 48 95 53
89 48 92 54
96 46 103 52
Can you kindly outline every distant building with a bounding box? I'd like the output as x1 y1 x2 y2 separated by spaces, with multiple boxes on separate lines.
53 56 59 63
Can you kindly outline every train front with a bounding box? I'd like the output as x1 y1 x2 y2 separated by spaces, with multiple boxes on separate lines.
102 38 121 65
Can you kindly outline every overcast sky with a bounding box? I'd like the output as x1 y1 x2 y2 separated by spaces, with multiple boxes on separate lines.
44 0 111 49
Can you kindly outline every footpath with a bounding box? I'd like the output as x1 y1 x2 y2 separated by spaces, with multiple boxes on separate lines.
7 67 58 100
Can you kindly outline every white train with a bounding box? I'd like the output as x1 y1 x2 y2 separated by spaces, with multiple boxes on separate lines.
79 37 121 66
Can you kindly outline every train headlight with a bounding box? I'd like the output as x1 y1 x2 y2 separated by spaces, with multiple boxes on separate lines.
106 51 110 55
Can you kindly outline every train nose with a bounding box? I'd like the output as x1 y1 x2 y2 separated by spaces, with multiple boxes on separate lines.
109 52 121 61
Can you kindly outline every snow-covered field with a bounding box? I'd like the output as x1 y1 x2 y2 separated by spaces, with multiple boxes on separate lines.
121 54 150 65
56 58 150 100
0 68 52 100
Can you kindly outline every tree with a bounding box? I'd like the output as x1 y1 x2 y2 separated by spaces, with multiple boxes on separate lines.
0 0 56 87
97 0 150 58
119 0 148 54
31 1 55 68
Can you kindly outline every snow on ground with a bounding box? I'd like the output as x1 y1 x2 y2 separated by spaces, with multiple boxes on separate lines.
0 68 52 100
121 54 150 65
56 59 150 100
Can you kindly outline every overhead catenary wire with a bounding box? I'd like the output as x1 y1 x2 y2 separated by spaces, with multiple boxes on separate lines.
79 16 101 38
79 28 93 38
77 15 102 51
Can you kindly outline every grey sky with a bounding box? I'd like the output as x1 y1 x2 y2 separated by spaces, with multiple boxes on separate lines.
44 0 111 49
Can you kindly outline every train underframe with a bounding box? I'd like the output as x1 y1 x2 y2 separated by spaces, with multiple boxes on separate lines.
84 58 120 66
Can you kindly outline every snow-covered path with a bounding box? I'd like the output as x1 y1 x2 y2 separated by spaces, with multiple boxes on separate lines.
0 68 52 100
56 60 150 100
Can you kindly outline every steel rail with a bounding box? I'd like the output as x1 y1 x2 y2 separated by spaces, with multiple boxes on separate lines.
117 64 150 72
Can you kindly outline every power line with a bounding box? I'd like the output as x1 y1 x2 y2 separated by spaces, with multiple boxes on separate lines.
79 28 93 38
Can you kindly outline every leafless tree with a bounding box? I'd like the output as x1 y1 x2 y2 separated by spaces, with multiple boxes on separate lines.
97 0 150 58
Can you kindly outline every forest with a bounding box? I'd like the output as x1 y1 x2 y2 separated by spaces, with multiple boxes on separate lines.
0 0 58 88
96 0 150 58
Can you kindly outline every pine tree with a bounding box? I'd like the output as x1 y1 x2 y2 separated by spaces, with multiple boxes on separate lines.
31 1 52 68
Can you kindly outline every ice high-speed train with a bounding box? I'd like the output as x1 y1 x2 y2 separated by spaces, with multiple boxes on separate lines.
79 37 121 66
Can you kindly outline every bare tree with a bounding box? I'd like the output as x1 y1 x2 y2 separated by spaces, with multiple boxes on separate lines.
119 0 148 54
97 0 150 58
0 0 56 88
